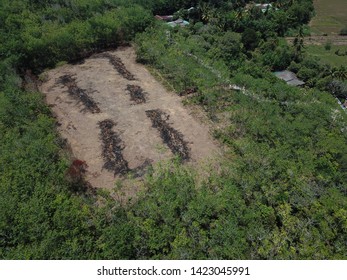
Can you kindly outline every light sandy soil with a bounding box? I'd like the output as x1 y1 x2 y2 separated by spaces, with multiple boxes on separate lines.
40 47 220 189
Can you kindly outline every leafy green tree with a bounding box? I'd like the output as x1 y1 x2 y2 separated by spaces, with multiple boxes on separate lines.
241 28 260 51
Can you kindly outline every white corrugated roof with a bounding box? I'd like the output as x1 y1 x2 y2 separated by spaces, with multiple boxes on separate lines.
274 70 305 86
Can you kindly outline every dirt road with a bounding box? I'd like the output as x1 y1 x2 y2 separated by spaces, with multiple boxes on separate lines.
40 47 219 189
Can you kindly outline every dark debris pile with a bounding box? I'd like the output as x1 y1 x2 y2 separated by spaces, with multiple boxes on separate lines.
179 86 198 96
58 74 101 113
146 109 190 161
98 119 130 176
126 84 147 104
94 53 135 80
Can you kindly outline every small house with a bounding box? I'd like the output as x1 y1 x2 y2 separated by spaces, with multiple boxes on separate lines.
274 70 305 87
155 15 189 28
166 19 189 28
255 3 273 13
155 15 174 22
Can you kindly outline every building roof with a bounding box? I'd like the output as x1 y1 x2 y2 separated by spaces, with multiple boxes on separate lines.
274 70 305 86
155 15 174 22
255 3 272 8
155 15 189 27
255 3 274 13
167 19 189 28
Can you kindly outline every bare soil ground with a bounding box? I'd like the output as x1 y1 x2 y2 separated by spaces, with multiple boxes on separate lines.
40 47 219 189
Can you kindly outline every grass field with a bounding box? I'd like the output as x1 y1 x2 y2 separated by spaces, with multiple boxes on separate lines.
310 0 347 35
306 44 347 67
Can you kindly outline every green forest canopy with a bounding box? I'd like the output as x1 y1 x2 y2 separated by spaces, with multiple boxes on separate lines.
0 0 346 259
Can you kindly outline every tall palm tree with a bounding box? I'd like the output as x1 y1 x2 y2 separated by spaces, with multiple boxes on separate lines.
274 0 287 9
332 66 347 81
293 28 305 61
199 2 215 23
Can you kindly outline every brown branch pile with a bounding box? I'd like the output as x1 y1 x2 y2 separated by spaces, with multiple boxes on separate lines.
94 53 135 80
179 86 198 96
131 159 153 178
98 119 130 176
58 74 101 113
146 109 190 161
126 84 147 104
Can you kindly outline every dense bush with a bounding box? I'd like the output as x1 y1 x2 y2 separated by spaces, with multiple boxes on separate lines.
134 24 347 259
339 26 347 36
328 80 347 100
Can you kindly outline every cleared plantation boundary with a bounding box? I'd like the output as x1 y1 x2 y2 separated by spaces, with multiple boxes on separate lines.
41 47 219 189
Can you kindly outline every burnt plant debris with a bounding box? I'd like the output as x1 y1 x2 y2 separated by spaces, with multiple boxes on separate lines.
93 53 135 80
66 159 96 194
126 84 147 104
98 119 130 176
179 86 198 96
58 74 101 113
131 159 153 178
146 109 190 161
99 119 152 177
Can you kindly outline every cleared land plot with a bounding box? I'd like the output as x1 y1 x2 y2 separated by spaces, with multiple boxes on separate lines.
40 47 219 189
310 0 347 34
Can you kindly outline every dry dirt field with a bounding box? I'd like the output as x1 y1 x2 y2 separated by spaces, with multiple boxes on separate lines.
40 47 219 189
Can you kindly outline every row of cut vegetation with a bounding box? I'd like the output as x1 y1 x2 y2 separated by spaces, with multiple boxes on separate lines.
58 74 101 113
93 53 136 80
